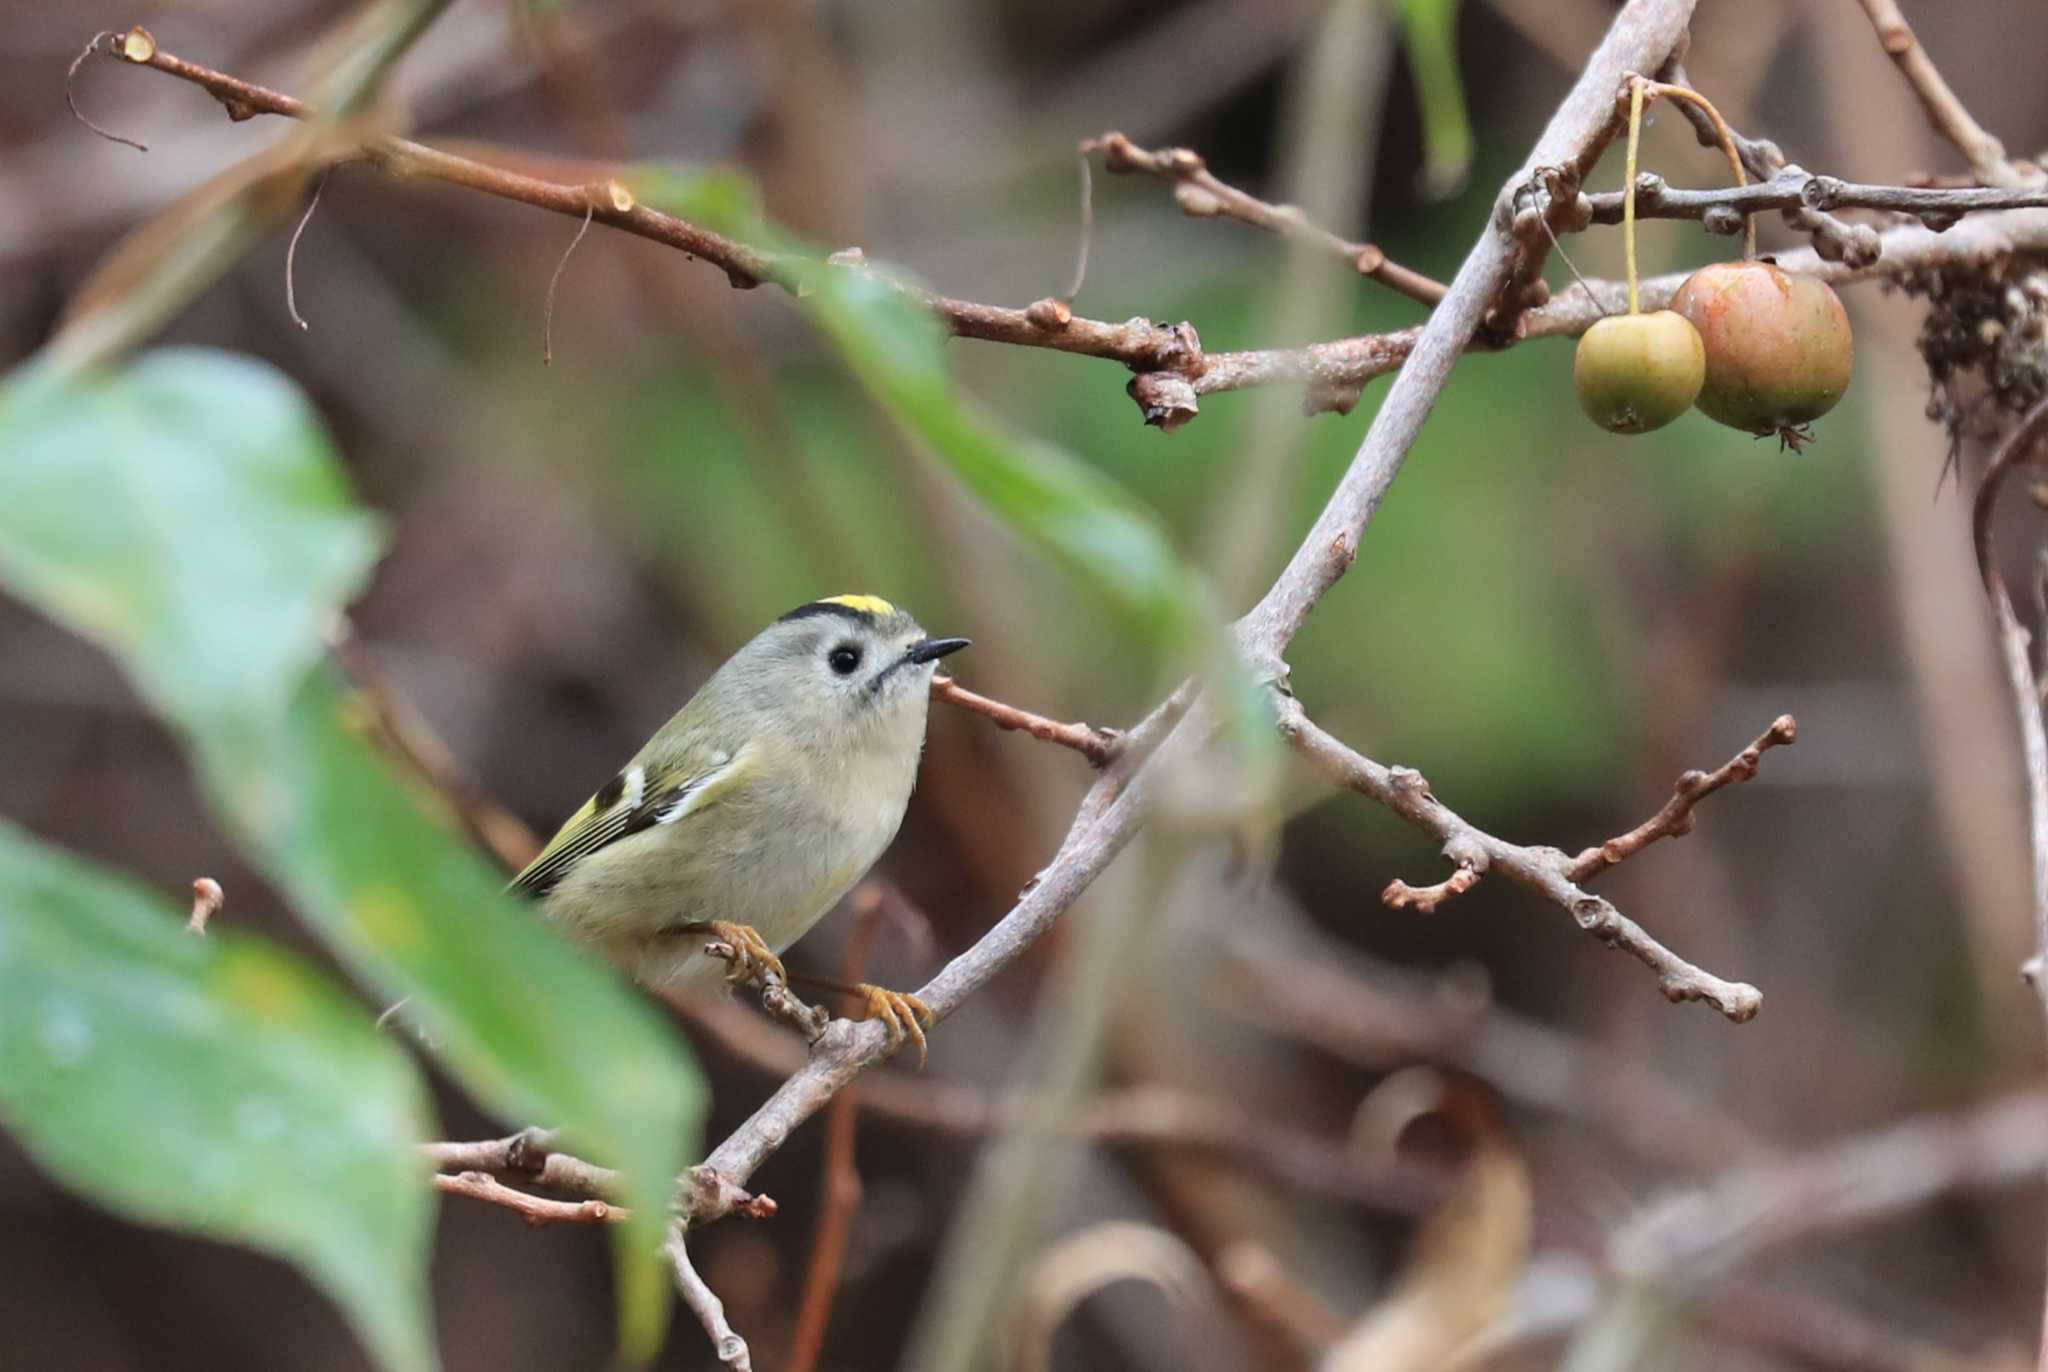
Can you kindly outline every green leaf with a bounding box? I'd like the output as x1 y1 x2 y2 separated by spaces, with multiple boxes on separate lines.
0 349 702 1359
1395 0 1473 200
0 822 434 1372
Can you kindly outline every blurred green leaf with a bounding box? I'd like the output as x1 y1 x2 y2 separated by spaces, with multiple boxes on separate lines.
1394 0 1473 200
0 822 435 1372
0 349 701 1359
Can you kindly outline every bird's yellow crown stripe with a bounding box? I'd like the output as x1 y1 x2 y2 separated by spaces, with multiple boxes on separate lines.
819 593 896 617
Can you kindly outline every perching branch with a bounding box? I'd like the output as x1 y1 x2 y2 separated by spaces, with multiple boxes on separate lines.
658 15 1735 1357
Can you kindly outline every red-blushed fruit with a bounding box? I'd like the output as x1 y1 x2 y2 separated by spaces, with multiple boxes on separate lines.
1670 260 1854 441
1573 310 1706 434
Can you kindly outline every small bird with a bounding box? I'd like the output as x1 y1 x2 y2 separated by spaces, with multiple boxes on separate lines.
512 594 968 1059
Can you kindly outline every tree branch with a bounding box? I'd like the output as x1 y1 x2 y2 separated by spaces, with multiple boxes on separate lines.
103 26 2048 432
1081 130 1448 305
931 675 1122 766
1968 397 2048 1000
1566 714 1798 883
1277 698 1763 1022
1584 168 2048 228
1851 0 2030 188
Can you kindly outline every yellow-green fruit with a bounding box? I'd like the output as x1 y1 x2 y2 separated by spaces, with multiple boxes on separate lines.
1670 260 1854 435
1573 310 1706 434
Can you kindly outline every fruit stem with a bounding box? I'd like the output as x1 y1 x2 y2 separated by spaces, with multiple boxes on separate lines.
1624 76 1645 314
1641 79 1755 259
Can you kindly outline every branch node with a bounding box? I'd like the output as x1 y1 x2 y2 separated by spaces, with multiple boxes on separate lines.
186 877 223 935
1026 297 1073 331
1128 371 1199 433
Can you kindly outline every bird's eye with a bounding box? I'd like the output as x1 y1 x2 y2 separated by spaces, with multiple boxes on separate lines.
828 644 862 675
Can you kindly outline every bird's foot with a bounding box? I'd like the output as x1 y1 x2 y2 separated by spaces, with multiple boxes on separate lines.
687 920 788 990
853 983 934 1069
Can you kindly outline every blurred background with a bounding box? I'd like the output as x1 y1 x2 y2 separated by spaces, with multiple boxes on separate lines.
6 0 2048 1367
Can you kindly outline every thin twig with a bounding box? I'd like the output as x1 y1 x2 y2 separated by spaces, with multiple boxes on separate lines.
421 1127 623 1198
1381 865 1480 913
185 877 223 935
667 1228 754 1371
931 675 1122 767
1567 715 1798 883
1082 130 1448 306
1585 168 2048 227
542 197 595 365
284 168 330 331
1852 0 2027 188
1969 398 2048 1004
1279 697 1764 1021
66 32 148 152
431 1170 626 1225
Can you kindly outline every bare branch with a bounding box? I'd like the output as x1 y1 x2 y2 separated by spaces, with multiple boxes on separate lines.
667 1229 753 1371
103 26 2048 434
1852 0 2029 188
1381 865 1481 913
931 675 1122 766
431 1170 625 1225
1083 130 1449 306
674 0 1710 1257
1278 698 1764 1022
1584 168 2048 228
420 1127 622 1199
1567 714 1798 883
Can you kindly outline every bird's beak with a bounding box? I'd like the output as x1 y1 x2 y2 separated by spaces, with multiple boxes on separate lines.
904 636 971 664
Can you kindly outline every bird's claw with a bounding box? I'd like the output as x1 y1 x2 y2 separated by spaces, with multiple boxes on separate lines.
856 983 934 1068
698 920 788 989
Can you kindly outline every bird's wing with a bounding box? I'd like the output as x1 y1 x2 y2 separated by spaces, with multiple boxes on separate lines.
509 743 754 898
